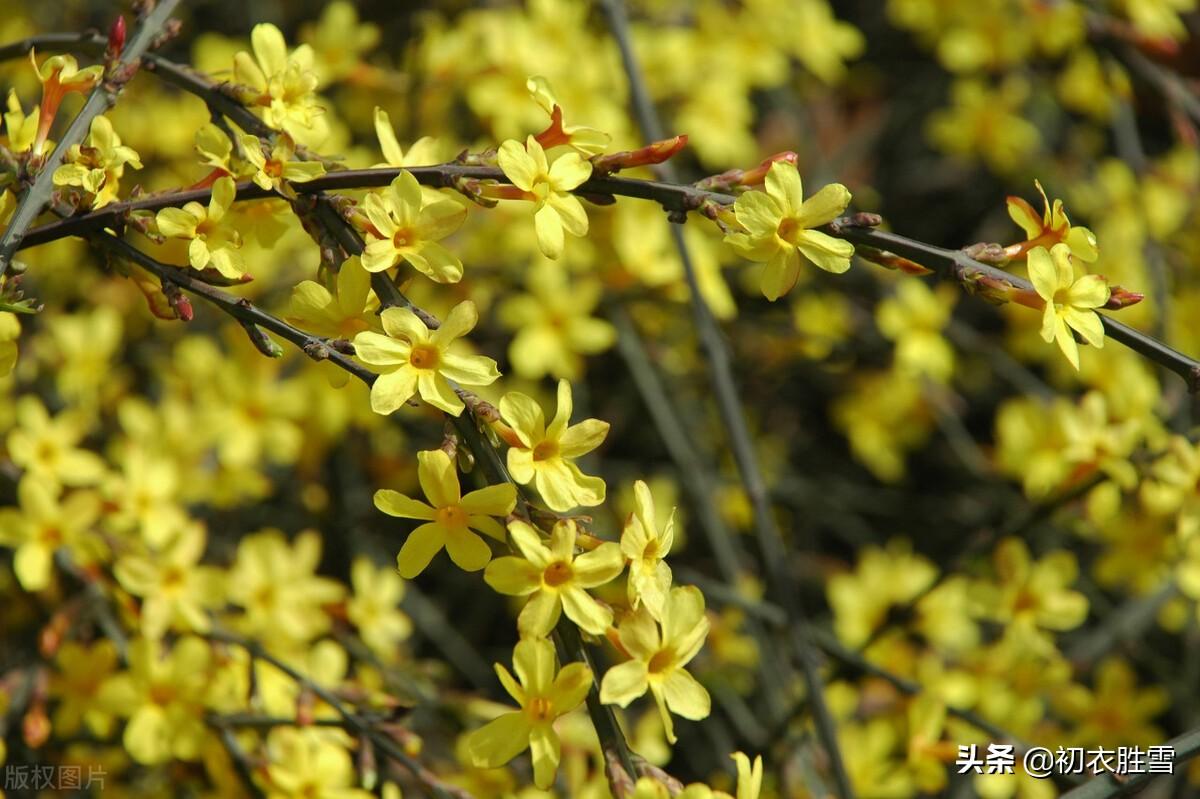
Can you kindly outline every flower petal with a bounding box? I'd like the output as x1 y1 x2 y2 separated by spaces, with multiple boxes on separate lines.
514 637 556 695
561 585 613 634
444 528 491 572
396 522 446 578
499 391 545 447
498 139 537 192
373 489 435 520
465 712 531 769
662 668 711 720
599 659 649 707
484 556 542 595
572 542 624 588
795 182 852 228
517 590 562 638
369 368 418 414
431 300 477 346
765 161 803 217
417 449 460 507
529 723 561 790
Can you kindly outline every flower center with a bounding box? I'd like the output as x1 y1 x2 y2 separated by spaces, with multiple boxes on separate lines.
409 344 439 370
526 696 554 722
391 227 414 249
642 540 659 561
777 216 802 245
532 440 558 461
265 159 284 178
543 560 573 587
648 648 675 675
435 504 468 528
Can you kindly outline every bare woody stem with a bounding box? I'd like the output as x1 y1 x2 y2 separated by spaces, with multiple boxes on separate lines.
0 0 183 274
18 162 1200 391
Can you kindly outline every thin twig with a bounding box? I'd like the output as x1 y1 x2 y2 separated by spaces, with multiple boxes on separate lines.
206 628 473 799
599 1 854 795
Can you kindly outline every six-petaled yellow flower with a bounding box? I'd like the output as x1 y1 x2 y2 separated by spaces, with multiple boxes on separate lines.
155 176 245 280
600 585 712 743
353 300 499 416
498 379 609 511
725 160 855 300
464 637 593 789
361 170 467 281
233 23 322 136
375 448 517 578
1028 243 1109 370
497 135 592 259
484 519 624 637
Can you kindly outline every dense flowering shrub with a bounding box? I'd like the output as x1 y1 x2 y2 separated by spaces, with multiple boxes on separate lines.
2 1 1200 798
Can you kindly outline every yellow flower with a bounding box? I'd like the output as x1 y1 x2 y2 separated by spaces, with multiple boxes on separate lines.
1056 657 1167 748
286 255 377 339
875 280 957 383
52 115 142 207
240 132 325 193
98 636 212 765
155 176 245 280
225 529 346 650
301 1 381 83
972 537 1088 650
0 478 101 591
724 160 854 300
113 522 223 639
926 77 1041 174
527 75 611 156
1028 243 1109 370
1141 435 1200 538
828 539 938 648
375 448 516 578
1006 179 1099 262
263 727 373 799
464 637 593 789
621 479 675 620
600 585 711 743
233 23 322 135
285 256 378 387
484 518 623 637
6 397 106 492
353 300 500 416
50 640 119 738
4 89 39 154
497 135 592 259
346 556 413 656
29 51 103 155
361 170 467 281
498 379 609 512
497 260 616 380
194 121 235 175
